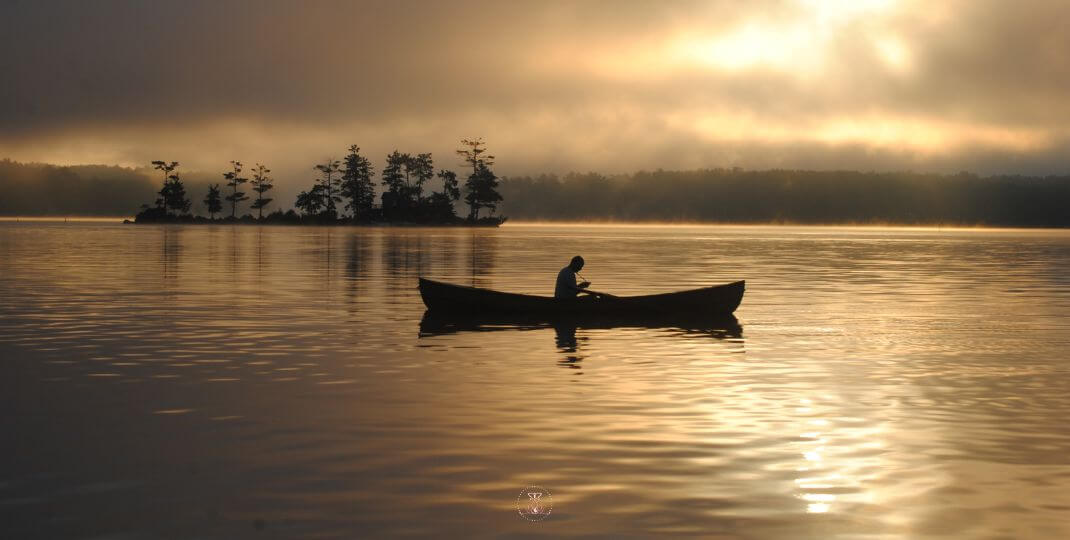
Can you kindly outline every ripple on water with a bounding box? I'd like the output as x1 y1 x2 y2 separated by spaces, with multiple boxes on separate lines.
0 223 1069 538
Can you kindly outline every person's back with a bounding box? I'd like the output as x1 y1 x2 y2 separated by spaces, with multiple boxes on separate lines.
555 265 578 298
554 255 588 298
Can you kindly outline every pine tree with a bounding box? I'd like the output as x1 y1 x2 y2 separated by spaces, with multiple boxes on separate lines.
203 184 223 219
249 163 274 219
341 145 376 221
381 150 408 217
151 160 190 217
313 159 342 219
159 172 191 216
223 160 248 218
381 151 407 198
407 152 434 204
151 160 179 214
464 162 502 219
456 139 501 220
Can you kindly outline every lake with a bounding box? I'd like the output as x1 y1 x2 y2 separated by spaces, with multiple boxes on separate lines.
1 222 1069 539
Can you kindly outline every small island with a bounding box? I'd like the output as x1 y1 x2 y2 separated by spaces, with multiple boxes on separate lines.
134 138 506 226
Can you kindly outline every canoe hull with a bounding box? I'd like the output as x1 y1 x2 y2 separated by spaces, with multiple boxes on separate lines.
418 278 744 320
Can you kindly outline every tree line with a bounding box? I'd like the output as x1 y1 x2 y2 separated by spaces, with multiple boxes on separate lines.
134 139 504 225
497 168 1070 227
3 158 1068 227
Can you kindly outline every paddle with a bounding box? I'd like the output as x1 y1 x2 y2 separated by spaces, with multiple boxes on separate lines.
576 273 617 299
580 288 617 299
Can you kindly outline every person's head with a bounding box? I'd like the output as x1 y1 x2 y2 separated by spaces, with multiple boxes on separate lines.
569 255 585 272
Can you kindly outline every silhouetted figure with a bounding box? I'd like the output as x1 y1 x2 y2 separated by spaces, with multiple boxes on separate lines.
555 255 591 298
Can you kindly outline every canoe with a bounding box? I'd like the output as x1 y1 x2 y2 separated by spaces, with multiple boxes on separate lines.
417 278 744 321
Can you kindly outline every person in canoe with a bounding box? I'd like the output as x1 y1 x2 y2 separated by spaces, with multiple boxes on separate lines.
555 256 615 299
555 256 590 298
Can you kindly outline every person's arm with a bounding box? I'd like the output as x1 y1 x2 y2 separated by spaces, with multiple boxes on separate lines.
575 283 616 298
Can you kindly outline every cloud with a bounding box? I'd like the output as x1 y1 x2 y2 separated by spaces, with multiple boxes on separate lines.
1 0 1069 186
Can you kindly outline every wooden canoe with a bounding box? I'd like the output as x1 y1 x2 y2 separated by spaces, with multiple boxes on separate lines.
418 278 744 321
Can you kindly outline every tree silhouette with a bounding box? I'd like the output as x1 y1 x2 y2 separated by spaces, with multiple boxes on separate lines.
457 138 494 176
464 162 502 219
159 171 191 216
151 160 179 213
341 145 375 221
313 159 342 219
437 169 460 202
131 140 510 224
249 163 274 219
381 150 408 218
456 139 501 219
223 160 248 218
150 160 190 217
294 189 323 216
203 183 223 219
423 169 460 220
408 152 434 204
382 151 407 196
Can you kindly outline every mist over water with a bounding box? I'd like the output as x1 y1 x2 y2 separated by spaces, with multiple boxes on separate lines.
1 223 1069 538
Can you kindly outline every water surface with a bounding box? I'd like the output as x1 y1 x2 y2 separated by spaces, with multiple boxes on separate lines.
1 222 1069 539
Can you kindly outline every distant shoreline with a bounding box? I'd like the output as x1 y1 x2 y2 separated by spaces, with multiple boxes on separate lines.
3 216 1069 231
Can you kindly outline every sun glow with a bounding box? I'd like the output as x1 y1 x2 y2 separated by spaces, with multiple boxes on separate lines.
669 110 1051 154
670 0 901 75
673 23 818 73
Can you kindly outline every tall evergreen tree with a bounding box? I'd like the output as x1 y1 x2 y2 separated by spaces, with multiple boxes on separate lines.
249 163 274 219
381 151 407 197
159 170 192 216
223 160 248 218
456 138 494 176
464 163 502 219
381 150 408 216
150 160 190 217
151 160 179 213
456 139 501 219
341 145 376 221
407 152 434 204
204 184 223 219
314 159 342 219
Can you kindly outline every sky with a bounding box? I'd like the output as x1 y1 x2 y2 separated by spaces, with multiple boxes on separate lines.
2 0 1070 187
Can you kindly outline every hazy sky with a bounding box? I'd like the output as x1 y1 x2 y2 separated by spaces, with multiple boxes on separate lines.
2 0 1069 185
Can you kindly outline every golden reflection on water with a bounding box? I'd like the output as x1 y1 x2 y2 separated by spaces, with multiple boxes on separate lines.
0 223 1069 538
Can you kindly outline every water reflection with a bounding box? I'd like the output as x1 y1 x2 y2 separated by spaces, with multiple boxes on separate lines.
465 230 498 288
554 323 583 369
161 226 181 280
2 223 1069 539
417 311 742 339
345 232 371 306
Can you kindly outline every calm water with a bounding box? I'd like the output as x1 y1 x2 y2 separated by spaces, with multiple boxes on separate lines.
1 222 1069 539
